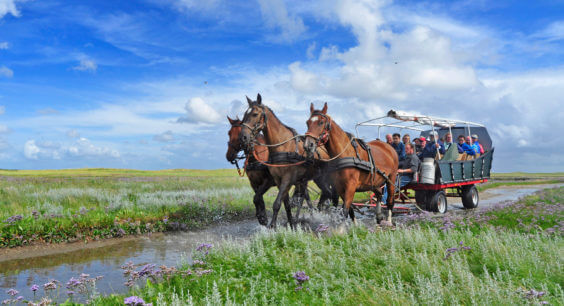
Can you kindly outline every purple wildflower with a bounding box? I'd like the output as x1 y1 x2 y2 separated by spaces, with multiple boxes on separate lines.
6 289 18 296
162 216 168 224
3 215 22 224
16 296 23 302
293 271 310 291
124 296 146 306
43 281 57 291
67 290 75 296
196 243 213 255
315 224 329 233
30 284 39 292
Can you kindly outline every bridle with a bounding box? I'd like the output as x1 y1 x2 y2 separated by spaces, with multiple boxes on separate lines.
305 111 332 147
227 122 248 177
240 105 268 147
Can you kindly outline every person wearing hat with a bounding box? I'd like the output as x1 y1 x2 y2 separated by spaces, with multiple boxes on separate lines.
419 131 445 159
414 136 426 155
471 134 484 154
462 136 478 155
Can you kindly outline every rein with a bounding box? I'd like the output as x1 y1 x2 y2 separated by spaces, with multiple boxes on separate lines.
252 149 306 168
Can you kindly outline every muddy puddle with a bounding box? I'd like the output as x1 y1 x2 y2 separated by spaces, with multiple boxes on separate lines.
0 184 561 302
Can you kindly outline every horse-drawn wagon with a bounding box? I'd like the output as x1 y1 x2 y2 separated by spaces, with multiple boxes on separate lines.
355 110 494 214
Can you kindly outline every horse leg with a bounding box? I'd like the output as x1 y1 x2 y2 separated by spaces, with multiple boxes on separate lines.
342 182 357 223
314 177 333 210
303 184 315 218
385 175 396 223
253 179 272 226
269 179 292 229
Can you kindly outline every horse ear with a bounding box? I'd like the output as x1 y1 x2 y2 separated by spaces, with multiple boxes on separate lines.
227 116 235 125
321 102 328 114
257 93 262 105
246 96 253 106
310 103 314 114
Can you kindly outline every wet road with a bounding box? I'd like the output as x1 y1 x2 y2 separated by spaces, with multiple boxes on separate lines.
0 184 561 302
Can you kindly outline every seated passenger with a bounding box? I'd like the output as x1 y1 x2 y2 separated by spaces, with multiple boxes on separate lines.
402 134 411 146
391 133 406 161
443 132 453 150
457 135 465 153
414 137 425 155
461 136 478 155
385 134 393 145
471 134 485 154
419 132 445 159
382 142 419 203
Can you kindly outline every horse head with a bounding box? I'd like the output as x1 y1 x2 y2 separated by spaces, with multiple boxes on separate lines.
226 116 243 162
304 102 330 159
239 93 267 151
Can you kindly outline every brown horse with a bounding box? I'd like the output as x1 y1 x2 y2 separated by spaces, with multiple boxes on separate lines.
226 116 273 225
239 94 336 228
227 116 319 225
304 103 399 223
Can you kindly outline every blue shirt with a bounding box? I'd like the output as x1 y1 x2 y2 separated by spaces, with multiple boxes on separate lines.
461 143 478 155
419 141 445 159
391 142 406 160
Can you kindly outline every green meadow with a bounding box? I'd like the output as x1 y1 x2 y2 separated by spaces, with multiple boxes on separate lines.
94 187 563 305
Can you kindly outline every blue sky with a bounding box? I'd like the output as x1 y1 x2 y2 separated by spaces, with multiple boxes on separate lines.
0 0 563 172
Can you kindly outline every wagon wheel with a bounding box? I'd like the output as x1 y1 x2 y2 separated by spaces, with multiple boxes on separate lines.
461 185 479 209
428 190 448 213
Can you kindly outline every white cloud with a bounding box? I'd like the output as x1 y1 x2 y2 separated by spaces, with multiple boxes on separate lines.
24 140 41 160
534 20 564 42
0 42 9 49
37 108 59 115
153 130 175 142
72 58 97 72
0 0 20 19
24 138 120 160
0 124 10 133
68 137 120 158
306 42 317 59
177 97 222 124
0 105 5 115
257 0 307 43
0 66 13 78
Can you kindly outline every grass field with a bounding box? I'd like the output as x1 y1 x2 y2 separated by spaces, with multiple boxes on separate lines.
0 169 268 248
0 169 562 248
88 187 563 305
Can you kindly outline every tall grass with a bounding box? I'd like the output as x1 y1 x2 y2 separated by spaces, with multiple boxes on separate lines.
95 187 563 305
0 174 271 247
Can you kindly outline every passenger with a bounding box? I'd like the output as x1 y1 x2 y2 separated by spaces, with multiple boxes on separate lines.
385 134 393 145
382 142 419 203
461 136 478 155
443 132 453 150
471 134 485 154
419 132 445 159
457 135 465 153
402 134 411 146
414 137 426 155
391 133 406 161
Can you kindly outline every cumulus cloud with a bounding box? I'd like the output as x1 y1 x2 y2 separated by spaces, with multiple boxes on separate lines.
23 138 120 160
0 0 20 19
257 0 307 43
72 58 97 72
0 42 9 49
177 97 221 124
0 66 13 78
68 137 120 158
153 130 175 142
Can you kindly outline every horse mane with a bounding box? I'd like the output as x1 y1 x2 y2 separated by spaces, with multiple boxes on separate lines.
247 102 298 136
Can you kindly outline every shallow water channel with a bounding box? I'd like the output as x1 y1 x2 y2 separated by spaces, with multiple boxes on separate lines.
0 184 561 302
